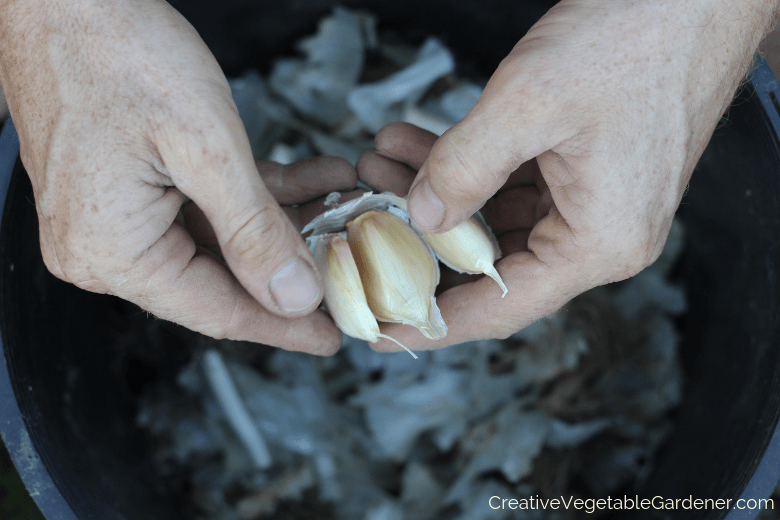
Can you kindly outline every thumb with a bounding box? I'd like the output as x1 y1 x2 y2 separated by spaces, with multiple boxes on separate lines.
170 127 323 318
406 61 557 233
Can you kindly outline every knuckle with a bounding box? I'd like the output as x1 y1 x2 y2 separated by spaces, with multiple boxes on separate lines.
47 252 107 293
71 276 107 294
202 321 230 341
60 250 111 293
39 224 116 293
491 323 518 341
428 137 485 202
209 301 241 341
38 221 73 283
224 206 287 269
611 231 658 282
39 246 66 282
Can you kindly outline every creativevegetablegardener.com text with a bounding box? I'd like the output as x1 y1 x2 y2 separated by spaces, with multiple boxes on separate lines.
489 495 774 514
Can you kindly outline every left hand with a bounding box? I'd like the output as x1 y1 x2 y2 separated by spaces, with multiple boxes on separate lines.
0 0 355 353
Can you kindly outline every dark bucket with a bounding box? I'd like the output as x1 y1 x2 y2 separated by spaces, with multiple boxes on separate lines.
1 1 779 519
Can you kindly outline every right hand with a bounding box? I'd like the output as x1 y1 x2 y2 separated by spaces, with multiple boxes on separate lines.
359 0 776 351
0 0 349 354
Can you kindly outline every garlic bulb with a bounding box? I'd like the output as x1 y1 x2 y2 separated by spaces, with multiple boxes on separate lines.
346 210 447 341
421 215 508 297
303 192 506 353
312 233 418 358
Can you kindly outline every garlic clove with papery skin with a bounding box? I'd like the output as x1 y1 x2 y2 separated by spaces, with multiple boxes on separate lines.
421 214 508 297
312 233 418 358
304 191 505 346
346 210 447 340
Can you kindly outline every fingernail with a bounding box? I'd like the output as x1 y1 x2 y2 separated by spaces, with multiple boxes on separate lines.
269 257 321 312
409 179 445 231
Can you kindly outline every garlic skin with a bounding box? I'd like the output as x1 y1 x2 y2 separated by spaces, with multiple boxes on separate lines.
312 233 418 358
422 215 509 297
302 192 411 237
346 210 447 340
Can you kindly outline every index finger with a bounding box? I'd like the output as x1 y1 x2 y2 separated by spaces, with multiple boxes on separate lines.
257 156 357 205
375 122 438 171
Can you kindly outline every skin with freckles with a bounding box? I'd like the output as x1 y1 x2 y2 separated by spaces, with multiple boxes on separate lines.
359 0 780 352
0 0 359 354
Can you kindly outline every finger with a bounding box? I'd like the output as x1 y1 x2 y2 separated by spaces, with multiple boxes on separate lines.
257 156 357 205
356 151 416 195
123 221 341 354
374 122 438 171
436 268 482 294
160 116 324 318
405 57 564 233
481 186 539 234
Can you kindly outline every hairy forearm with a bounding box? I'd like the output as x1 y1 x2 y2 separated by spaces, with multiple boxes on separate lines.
700 0 780 87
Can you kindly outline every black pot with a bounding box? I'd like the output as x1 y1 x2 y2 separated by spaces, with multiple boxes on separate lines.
1 2 779 519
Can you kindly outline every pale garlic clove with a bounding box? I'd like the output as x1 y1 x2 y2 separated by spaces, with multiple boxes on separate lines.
422 215 508 297
346 210 447 340
312 233 418 358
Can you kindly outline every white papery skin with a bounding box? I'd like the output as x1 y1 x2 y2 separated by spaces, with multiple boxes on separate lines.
346 210 447 340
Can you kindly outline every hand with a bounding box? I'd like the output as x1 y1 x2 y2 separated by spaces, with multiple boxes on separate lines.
0 0 354 354
358 0 777 350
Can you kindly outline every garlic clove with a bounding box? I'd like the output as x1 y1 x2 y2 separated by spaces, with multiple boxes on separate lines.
312 233 418 358
422 215 508 297
346 210 447 340
312 233 378 342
